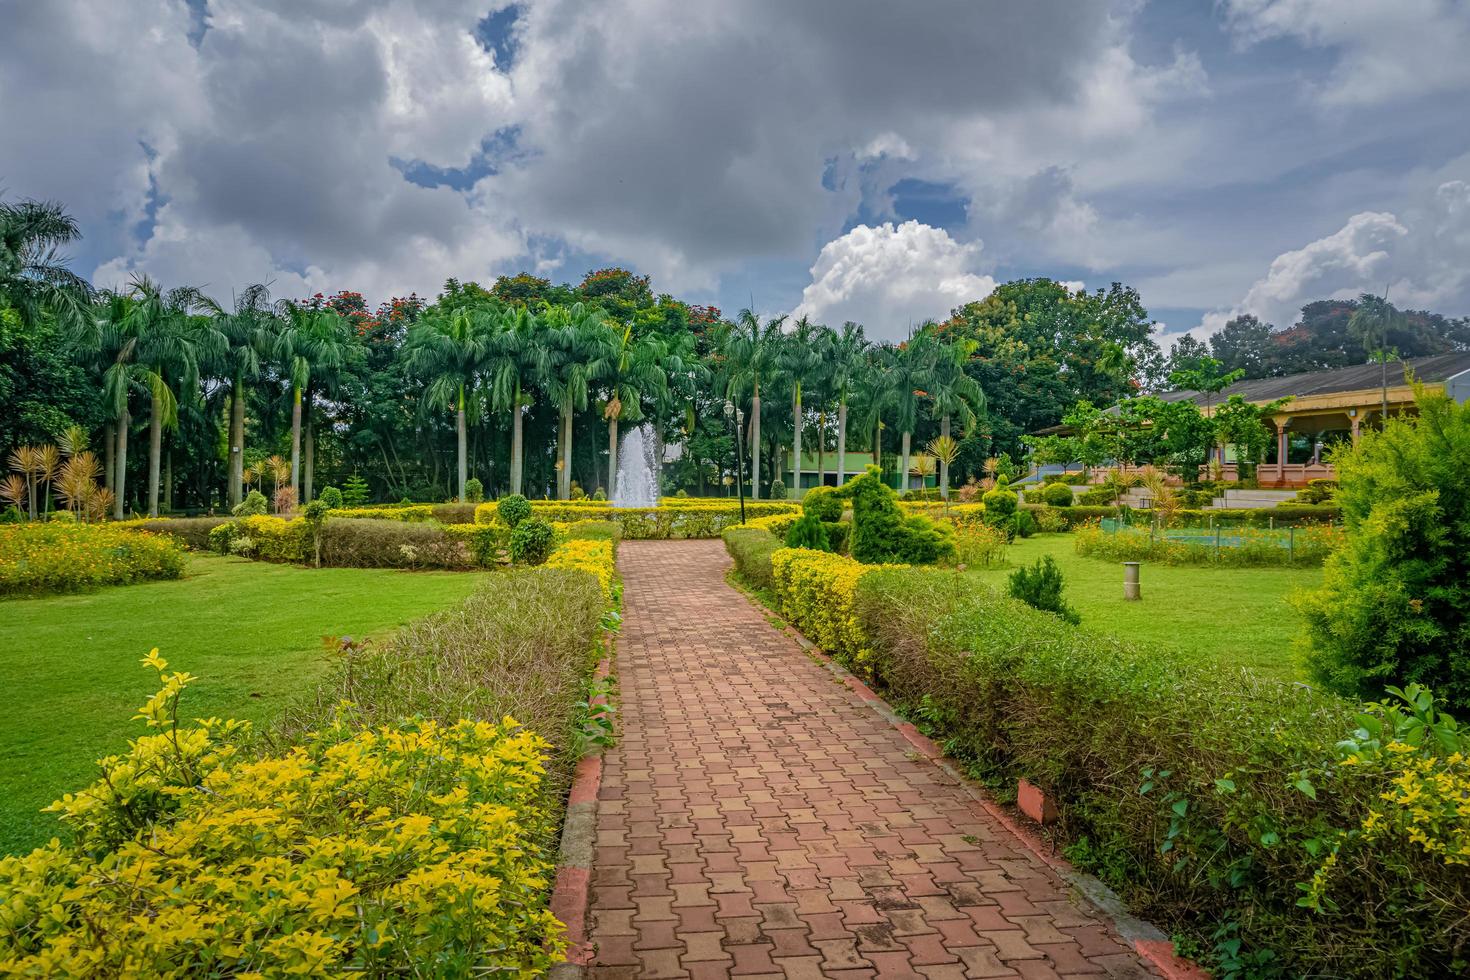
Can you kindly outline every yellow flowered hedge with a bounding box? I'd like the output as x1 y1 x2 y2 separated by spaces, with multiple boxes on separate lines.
0 654 565 976
735 513 800 537
0 523 186 598
770 548 897 670
474 499 800 539
546 537 619 604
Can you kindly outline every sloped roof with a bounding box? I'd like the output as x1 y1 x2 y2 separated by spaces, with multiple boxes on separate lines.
1163 352 1470 407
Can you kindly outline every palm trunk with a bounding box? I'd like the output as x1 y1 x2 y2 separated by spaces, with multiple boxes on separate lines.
940 414 951 501
290 384 303 499
750 389 762 500
304 392 316 504
901 430 912 496
164 449 173 512
790 385 801 499
816 411 826 488
510 379 524 496
228 377 244 508
837 397 848 487
456 385 467 501
147 395 163 518
608 415 620 500
559 399 573 499
114 408 129 519
104 422 115 492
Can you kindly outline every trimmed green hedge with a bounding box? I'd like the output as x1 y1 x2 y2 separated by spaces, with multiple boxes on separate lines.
1018 503 1341 529
849 567 1468 978
115 517 231 550
723 528 781 591
475 500 801 539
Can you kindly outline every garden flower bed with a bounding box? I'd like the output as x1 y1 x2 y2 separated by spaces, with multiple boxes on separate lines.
0 523 186 598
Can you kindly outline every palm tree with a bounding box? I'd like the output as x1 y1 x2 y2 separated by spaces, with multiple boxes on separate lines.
778 316 823 498
885 337 929 493
721 309 784 499
828 321 869 487
404 304 496 500
540 303 614 499
603 326 669 499
215 285 275 508
920 332 985 500
0 196 92 332
488 305 542 497
275 301 349 502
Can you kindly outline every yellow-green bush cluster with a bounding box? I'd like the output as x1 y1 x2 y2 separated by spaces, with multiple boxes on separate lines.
0 654 564 976
546 537 619 604
769 548 894 670
1073 519 1342 567
474 499 800 539
0 523 186 598
898 501 988 528
734 512 800 537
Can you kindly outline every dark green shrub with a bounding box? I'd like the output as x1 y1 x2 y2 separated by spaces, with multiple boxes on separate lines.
127 517 230 551
591 487 607 501
1040 481 1074 507
463 478 484 504
1006 555 1079 624
802 485 844 522
723 528 781 591
982 479 1018 522
768 478 787 500
1011 508 1036 538
317 485 344 509
1295 478 1337 504
823 519 850 554
497 494 532 528
341 474 370 506
509 518 555 565
1078 486 1116 505
319 519 476 569
232 490 268 517
836 467 954 565
430 502 479 524
1298 390 1470 707
784 512 831 551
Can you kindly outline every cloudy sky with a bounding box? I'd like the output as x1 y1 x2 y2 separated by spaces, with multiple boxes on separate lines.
4 0 1469 343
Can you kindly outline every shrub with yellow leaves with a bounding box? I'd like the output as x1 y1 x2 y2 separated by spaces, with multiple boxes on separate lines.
769 548 896 671
0 522 185 598
0 652 566 976
546 537 619 605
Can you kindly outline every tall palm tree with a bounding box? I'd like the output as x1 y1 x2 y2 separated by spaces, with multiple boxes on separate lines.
920 332 985 500
488 305 543 496
886 336 929 494
778 316 823 498
721 309 784 499
404 304 496 500
215 285 275 508
828 321 869 487
541 303 614 499
603 326 669 498
0 196 93 332
275 301 349 502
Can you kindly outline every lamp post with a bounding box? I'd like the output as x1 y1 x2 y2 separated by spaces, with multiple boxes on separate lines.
725 400 747 525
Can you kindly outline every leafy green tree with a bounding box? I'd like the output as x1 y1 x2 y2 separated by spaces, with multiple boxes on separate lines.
540 303 614 499
1209 314 1273 377
1297 388 1470 706
824 322 868 487
0 197 92 334
275 300 350 502
404 304 496 500
602 325 668 498
720 309 784 499
214 285 275 508
488 305 541 497
919 332 984 499
778 316 823 498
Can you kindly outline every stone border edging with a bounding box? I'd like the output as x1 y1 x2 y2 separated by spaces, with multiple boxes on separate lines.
751 587 1210 980
548 639 613 979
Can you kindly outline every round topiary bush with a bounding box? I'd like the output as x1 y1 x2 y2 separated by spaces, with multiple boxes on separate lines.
982 479 1018 519
1041 482 1073 507
802 485 843 522
496 494 532 528
462 478 484 504
509 517 555 565
232 490 268 517
784 512 832 551
317 486 344 509
768 479 787 500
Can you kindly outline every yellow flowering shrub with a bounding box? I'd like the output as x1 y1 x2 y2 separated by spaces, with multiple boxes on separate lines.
0 523 186 598
328 505 437 522
770 548 895 670
546 537 619 604
899 501 987 527
474 499 800 538
0 653 565 976
736 513 799 537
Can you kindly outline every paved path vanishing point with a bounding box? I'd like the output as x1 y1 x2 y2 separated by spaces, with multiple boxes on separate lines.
585 540 1160 979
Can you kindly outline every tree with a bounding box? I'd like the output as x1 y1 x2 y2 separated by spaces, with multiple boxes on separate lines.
1209 314 1273 378
1349 294 1406 421
488 304 541 497
919 332 984 499
275 300 349 503
540 303 613 499
1212 394 1288 475
0 196 93 334
405 304 496 500
778 316 823 498
1168 355 1245 472
215 285 275 508
826 322 869 488
721 309 784 499
603 325 668 498
1297 388 1470 707
885 336 930 493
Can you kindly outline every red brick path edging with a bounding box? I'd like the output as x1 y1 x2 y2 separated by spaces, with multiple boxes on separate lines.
578 540 1206 979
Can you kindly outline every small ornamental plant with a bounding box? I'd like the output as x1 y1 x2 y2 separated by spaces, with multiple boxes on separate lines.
497 493 532 528
509 517 555 565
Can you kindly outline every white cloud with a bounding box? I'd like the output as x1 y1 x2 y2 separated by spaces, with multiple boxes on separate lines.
790 221 996 339
1222 0 1470 105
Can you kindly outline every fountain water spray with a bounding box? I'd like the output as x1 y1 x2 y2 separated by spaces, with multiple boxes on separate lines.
613 423 660 507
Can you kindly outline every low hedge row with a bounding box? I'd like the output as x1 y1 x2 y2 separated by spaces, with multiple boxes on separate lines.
1073 521 1343 567
114 516 231 550
769 548 895 667
0 523 186 598
722 528 782 591
474 500 800 538
1013 503 1342 529
774 551 1465 978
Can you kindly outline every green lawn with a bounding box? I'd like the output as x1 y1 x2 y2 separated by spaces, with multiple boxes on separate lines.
0 555 484 855
966 534 1321 680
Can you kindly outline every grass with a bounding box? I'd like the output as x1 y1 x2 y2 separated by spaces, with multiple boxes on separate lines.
0 555 484 855
963 533 1321 680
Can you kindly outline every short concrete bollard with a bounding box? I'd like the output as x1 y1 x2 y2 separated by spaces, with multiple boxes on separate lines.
1123 561 1141 601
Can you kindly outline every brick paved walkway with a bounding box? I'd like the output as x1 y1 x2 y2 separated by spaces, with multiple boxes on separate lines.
586 540 1159 979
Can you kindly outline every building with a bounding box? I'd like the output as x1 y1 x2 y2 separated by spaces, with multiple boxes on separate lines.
1165 352 1470 486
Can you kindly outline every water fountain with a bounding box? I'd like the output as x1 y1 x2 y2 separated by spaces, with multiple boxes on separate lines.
613 423 660 507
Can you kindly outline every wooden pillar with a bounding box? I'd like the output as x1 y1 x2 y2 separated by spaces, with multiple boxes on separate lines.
1350 412 1362 445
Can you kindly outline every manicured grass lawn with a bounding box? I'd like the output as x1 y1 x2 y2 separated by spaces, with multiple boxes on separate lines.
966 534 1320 680
0 555 484 855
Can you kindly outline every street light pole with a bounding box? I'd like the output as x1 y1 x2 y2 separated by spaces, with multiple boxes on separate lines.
726 400 747 525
